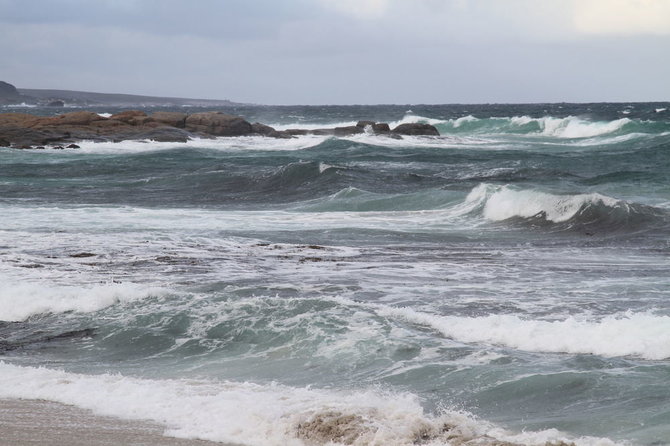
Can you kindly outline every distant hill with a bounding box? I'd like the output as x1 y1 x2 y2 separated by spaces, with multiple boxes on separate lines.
0 81 21 99
1 81 243 106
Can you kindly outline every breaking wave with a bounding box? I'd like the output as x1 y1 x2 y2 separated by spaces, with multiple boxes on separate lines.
394 113 670 139
375 305 670 360
0 362 620 446
0 279 166 322
465 183 668 231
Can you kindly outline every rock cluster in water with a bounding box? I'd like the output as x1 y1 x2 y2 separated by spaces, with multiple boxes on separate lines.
0 111 440 149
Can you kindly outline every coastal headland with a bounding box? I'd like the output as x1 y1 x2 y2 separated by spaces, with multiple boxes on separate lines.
0 110 440 149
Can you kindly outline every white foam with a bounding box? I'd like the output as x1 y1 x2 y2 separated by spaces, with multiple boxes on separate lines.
0 199 479 237
269 120 359 131
539 117 630 138
377 306 670 360
655 108 667 113
479 185 619 222
452 115 479 127
0 363 619 446
439 115 632 139
388 113 447 128
70 135 329 154
510 115 535 126
97 112 113 118
2 102 37 108
0 280 166 322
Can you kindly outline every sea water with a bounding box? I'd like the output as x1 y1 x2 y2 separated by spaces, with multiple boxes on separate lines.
1 102 669 445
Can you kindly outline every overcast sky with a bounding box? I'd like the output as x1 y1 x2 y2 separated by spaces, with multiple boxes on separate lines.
1 0 669 104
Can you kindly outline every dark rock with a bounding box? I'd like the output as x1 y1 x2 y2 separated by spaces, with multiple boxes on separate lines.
308 128 336 136
250 123 295 139
69 252 96 258
53 146 65 150
34 146 45 150
356 120 375 128
372 123 391 133
392 123 440 136
185 112 252 136
46 100 65 107
66 144 80 149
273 131 295 139
151 111 187 128
284 129 310 136
333 126 364 136
251 122 279 136
1 125 67 147
0 138 9 147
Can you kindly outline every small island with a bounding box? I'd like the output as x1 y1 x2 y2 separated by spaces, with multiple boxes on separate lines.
0 110 440 149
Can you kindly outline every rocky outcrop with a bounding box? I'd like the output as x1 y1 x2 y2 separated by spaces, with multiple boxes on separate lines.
392 123 440 136
50 111 106 126
151 112 187 128
251 122 293 139
109 110 147 124
0 111 192 147
185 112 252 136
0 110 441 149
334 126 364 136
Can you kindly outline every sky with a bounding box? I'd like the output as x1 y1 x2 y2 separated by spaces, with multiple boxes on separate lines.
1 0 669 104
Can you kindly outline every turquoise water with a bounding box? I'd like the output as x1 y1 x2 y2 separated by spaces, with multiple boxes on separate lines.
1 103 669 445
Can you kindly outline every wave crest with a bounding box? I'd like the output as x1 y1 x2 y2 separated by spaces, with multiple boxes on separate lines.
378 306 670 360
0 280 165 322
466 184 668 231
394 113 668 139
0 363 619 446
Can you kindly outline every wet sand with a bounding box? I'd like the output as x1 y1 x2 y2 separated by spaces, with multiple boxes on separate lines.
0 399 228 446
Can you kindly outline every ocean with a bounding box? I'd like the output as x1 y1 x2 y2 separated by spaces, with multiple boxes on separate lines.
1 102 669 445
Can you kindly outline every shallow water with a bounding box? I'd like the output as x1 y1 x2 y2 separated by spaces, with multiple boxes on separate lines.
1 102 669 445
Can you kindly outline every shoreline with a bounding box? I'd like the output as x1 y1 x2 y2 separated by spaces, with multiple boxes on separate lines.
0 110 440 149
0 398 228 446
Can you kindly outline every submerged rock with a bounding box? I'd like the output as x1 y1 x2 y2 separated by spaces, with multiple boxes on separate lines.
45 100 65 107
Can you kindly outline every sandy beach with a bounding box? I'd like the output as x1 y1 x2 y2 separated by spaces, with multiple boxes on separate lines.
0 399 226 446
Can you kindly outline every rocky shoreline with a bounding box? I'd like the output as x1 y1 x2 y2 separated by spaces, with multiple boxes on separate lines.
0 110 440 149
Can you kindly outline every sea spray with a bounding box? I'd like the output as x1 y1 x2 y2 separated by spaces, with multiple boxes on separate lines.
0 363 620 446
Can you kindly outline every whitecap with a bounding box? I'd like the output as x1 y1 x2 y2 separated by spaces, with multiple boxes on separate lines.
0 363 621 446
0 280 167 321
377 306 670 360
479 185 619 223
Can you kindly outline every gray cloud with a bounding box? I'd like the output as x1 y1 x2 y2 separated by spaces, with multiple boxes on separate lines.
1 0 668 104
